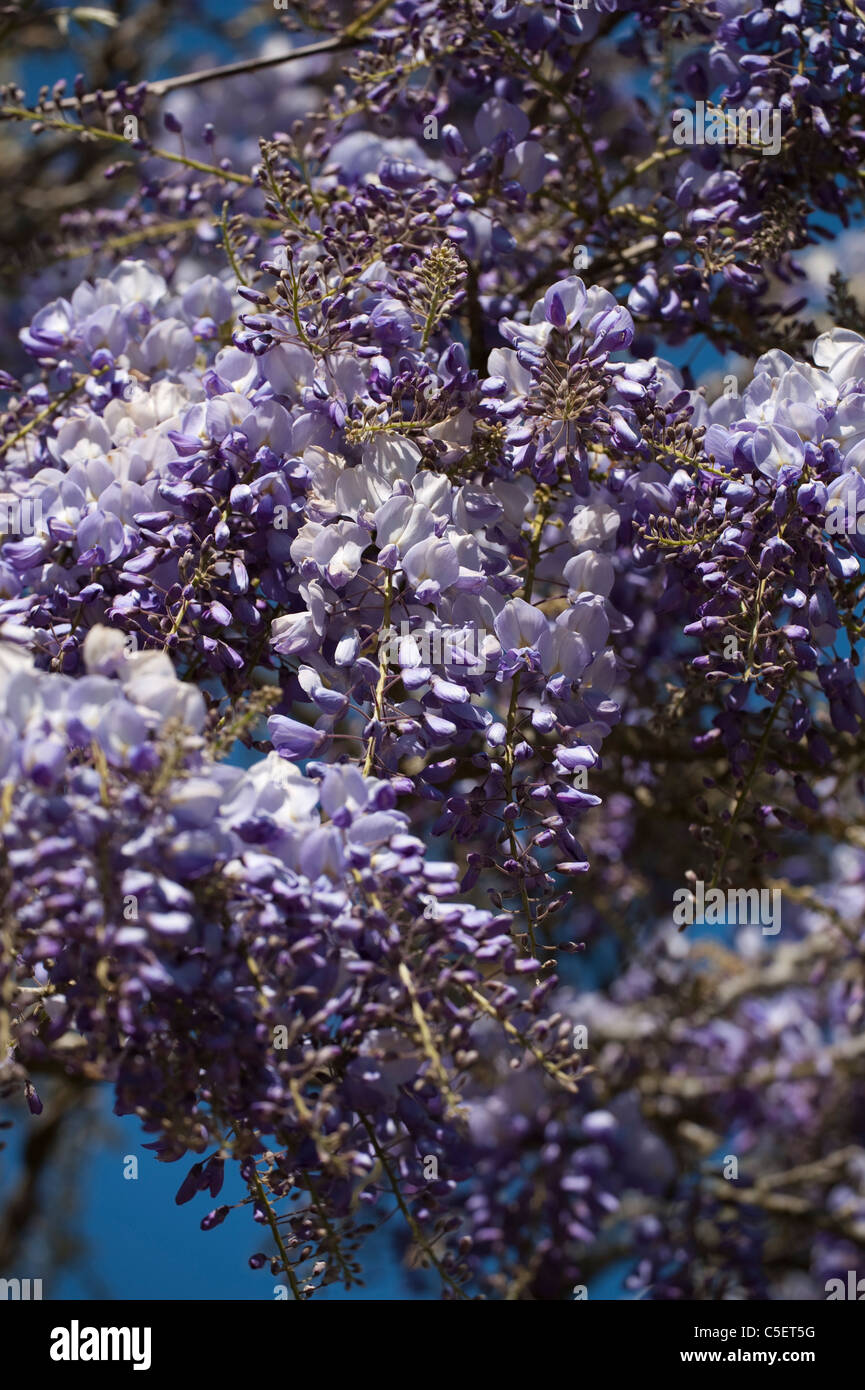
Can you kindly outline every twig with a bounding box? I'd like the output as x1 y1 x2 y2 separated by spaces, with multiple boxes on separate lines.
29 0 398 113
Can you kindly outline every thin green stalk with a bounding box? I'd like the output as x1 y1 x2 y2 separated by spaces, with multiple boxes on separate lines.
0 377 83 458
0 106 254 185
358 1112 470 1299
363 570 393 776
251 1168 303 1300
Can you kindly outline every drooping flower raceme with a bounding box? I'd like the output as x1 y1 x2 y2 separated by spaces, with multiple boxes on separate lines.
3 0 865 1301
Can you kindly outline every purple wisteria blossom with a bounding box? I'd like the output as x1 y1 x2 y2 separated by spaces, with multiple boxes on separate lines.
2 0 865 1306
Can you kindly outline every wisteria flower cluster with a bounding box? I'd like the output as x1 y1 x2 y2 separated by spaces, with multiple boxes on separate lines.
2 0 865 1299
